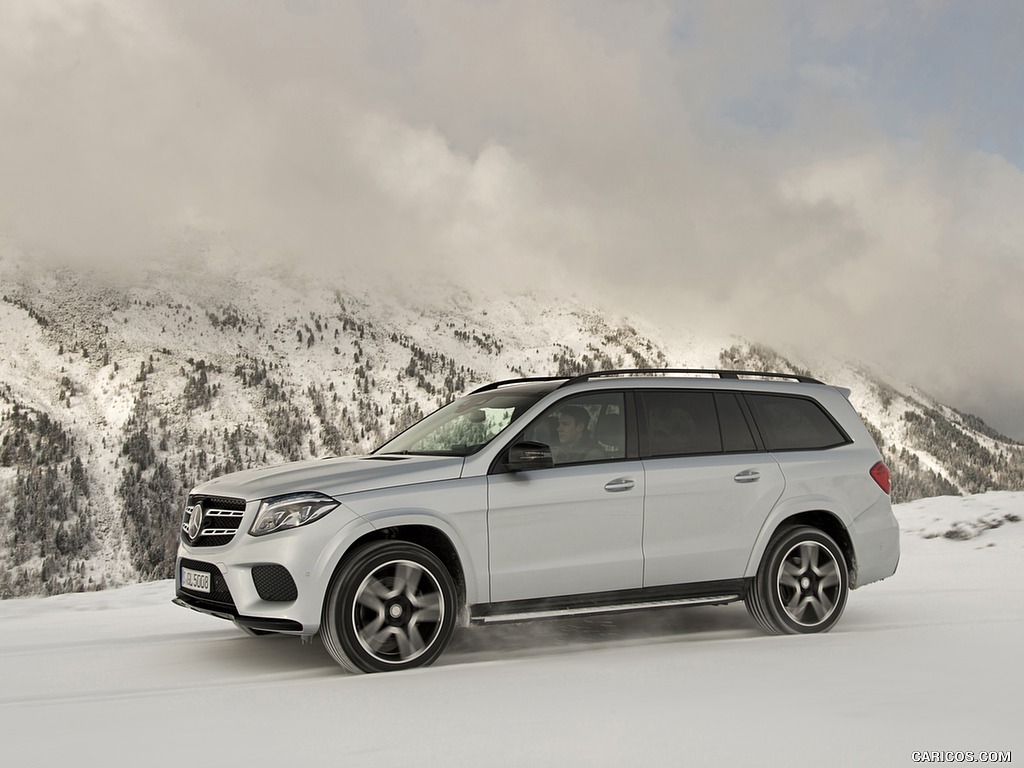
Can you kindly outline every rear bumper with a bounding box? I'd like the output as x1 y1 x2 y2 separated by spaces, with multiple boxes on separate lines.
851 495 900 588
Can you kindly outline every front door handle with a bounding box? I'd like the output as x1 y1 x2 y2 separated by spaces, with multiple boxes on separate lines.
604 478 636 492
734 469 761 483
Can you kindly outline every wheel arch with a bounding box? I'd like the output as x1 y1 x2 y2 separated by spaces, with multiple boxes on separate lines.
746 507 858 587
329 523 471 625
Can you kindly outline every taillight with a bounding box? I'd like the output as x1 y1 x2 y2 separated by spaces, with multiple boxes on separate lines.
870 461 891 495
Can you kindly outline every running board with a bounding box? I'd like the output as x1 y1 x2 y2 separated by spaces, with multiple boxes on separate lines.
472 594 741 625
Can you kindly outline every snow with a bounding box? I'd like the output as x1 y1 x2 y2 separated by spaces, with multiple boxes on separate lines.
2 493 1020 767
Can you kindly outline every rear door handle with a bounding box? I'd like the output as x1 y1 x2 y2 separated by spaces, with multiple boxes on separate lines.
734 469 761 483
604 478 636 492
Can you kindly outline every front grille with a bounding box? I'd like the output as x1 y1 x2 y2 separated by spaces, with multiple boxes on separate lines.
252 564 298 602
178 557 236 610
181 495 246 547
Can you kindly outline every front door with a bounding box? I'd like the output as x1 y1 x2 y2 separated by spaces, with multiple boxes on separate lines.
486 392 644 603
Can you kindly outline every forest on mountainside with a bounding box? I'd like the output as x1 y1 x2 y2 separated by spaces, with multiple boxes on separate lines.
2 279 1022 597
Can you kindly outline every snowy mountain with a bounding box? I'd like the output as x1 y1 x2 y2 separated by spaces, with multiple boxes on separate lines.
1 246 1022 597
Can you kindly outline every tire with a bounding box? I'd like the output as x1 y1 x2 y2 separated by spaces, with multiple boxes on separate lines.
321 541 457 673
746 526 849 635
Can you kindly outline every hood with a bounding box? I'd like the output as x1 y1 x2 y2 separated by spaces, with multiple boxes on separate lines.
190 454 466 502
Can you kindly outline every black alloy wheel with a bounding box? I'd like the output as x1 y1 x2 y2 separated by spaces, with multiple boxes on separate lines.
746 526 849 635
322 541 457 673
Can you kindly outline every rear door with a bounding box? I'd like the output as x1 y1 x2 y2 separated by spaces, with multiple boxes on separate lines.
639 390 785 586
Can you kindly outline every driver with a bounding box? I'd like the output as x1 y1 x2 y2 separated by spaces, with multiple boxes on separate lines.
554 406 604 463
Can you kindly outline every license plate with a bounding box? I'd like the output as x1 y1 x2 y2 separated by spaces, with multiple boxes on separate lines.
181 566 211 594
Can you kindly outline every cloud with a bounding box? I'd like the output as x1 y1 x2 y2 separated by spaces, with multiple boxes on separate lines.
1 0 1023 437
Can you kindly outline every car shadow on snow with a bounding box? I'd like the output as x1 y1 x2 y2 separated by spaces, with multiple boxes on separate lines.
188 626 340 679
441 602 760 667
199 603 766 676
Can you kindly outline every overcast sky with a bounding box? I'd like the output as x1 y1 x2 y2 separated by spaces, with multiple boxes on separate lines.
2 0 1023 438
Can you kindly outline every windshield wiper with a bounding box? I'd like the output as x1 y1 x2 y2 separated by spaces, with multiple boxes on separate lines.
378 449 463 457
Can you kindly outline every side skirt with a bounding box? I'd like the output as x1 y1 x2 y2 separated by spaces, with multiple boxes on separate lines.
470 579 749 625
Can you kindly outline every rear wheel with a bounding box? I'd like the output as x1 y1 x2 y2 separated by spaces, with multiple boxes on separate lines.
746 526 848 635
321 541 457 673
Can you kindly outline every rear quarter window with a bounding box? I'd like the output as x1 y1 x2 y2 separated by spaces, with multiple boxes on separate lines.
745 393 849 451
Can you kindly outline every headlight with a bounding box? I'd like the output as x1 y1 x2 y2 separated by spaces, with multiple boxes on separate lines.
249 493 339 537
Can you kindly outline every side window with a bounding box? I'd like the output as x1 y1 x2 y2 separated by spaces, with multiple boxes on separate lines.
715 392 757 453
745 394 849 451
523 393 626 465
642 391 722 457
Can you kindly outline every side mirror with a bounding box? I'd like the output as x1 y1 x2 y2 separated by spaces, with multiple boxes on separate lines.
506 441 553 472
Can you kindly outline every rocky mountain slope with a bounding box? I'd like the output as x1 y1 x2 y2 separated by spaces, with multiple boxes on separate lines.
2 249 1021 597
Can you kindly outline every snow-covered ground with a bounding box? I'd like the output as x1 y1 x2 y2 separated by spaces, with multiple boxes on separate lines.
2 493 1021 767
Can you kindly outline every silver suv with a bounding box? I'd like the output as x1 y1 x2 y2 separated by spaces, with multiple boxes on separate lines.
174 369 899 673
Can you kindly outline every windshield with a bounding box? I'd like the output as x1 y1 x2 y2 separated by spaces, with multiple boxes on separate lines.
376 389 547 457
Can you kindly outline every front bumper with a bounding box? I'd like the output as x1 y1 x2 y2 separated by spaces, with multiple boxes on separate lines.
174 553 307 632
173 499 374 636
173 594 305 633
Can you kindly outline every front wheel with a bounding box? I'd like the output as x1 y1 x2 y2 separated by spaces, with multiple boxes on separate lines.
746 526 849 635
321 541 457 673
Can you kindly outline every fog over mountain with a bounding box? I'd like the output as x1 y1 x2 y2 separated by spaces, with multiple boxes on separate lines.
2 0 1023 440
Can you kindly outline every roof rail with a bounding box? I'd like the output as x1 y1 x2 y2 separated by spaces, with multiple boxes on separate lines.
559 368 824 387
470 375 569 394
469 368 824 394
